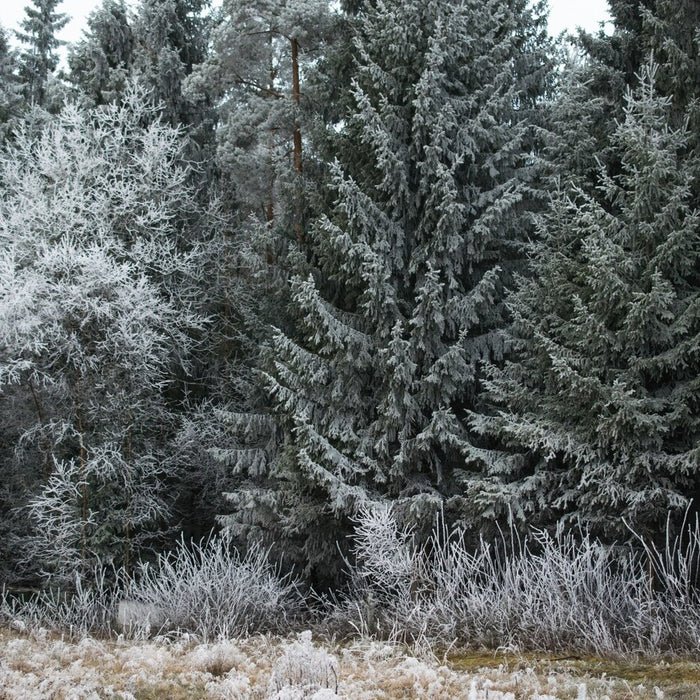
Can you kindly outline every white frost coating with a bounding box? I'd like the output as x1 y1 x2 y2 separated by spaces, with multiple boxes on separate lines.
0 632 624 699
115 600 165 635
268 631 339 698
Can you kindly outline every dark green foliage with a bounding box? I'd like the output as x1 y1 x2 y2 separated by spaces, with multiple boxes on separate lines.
132 0 211 129
218 0 551 581
187 0 333 224
573 0 700 189
1 0 699 599
469 63 700 539
0 26 25 140
582 0 699 117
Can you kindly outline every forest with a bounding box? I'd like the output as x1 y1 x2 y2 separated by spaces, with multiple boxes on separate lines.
0 0 698 665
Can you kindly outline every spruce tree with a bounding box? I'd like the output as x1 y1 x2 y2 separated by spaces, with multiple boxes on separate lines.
570 0 700 191
468 63 700 539
15 0 69 106
219 0 551 579
582 0 699 120
0 26 24 141
131 0 211 130
68 0 135 106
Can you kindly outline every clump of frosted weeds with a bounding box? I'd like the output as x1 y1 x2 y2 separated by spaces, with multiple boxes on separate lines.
206 673 252 699
123 534 306 640
268 631 339 699
331 503 700 657
0 566 117 639
1 534 305 642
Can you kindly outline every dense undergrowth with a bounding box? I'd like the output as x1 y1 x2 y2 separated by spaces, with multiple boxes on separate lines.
2 508 700 660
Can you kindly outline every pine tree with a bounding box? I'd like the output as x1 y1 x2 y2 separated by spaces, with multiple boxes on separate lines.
15 0 69 106
178 1 338 537
68 0 135 105
468 63 700 540
218 0 551 580
187 0 332 225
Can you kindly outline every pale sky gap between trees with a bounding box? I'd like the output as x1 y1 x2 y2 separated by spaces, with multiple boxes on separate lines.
2 0 612 52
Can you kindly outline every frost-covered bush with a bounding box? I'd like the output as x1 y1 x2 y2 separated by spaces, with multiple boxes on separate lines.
122 534 306 640
1 534 306 640
269 631 339 699
0 85 208 583
331 504 700 657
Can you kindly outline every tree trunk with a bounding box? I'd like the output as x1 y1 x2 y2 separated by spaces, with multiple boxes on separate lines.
267 29 276 227
291 37 304 245
75 384 89 573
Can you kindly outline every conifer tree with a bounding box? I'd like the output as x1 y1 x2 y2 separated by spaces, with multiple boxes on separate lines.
187 0 332 225
219 0 551 579
68 0 135 105
582 0 699 121
0 27 24 141
178 2 338 528
132 0 211 131
468 63 700 539
568 0 700 192
15 0 69 106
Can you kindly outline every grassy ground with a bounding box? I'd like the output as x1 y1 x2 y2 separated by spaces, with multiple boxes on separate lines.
2 629 700 699
447 650 700 699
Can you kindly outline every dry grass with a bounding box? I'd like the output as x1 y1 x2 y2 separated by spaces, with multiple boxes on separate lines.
2 629 699 699
331 506 700 657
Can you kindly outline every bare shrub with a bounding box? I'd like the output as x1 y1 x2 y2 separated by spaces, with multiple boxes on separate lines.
122 533 306 640
1 534 305 641
4 510 700 659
